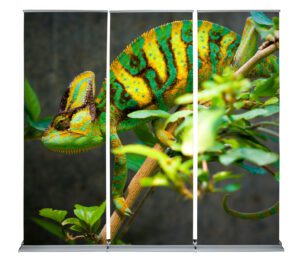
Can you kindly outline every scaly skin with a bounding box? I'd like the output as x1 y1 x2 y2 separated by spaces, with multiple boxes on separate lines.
42 19 278 217
223 195 279 220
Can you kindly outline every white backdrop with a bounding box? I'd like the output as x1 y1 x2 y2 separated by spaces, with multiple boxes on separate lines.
0 0 299 267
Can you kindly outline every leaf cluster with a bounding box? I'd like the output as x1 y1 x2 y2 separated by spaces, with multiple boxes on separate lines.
33 203 106 243
250 11 279 41
117 66 279 197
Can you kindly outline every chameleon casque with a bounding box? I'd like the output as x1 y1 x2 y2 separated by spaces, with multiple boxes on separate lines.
42 19 278 218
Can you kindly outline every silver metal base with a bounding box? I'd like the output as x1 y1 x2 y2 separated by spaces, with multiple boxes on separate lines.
19 241 284 252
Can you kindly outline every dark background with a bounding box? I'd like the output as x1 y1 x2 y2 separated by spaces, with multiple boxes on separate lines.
24 11 279 245
24 12 107 245
196 12 279 245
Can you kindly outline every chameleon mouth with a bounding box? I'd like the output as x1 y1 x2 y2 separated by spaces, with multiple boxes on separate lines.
48 145 100 154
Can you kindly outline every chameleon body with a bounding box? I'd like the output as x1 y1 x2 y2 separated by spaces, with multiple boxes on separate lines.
42 19 278 217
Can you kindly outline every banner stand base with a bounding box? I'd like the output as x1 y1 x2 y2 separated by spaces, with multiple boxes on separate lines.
19 241 284 252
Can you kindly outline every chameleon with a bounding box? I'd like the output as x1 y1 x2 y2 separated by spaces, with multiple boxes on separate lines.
41 18 279 217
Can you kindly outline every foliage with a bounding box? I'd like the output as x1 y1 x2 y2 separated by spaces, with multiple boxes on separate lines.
33 202 106 243
24 79 52 140
250 11 279 41
118 66 279 198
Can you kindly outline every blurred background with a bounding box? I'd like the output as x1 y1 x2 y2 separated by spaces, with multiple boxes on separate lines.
24 11 279 245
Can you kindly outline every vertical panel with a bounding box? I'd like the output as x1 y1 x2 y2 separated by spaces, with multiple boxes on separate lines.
105 10 111 243
24 12 107 245
197 11 280 245
192 10 198 244
109 12 193 245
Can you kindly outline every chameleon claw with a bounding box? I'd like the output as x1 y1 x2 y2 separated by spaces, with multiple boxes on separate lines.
124 208 133 217
113 197 133 217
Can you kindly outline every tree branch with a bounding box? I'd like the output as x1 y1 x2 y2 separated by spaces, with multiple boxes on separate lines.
234 42 279 77
98 121 179 243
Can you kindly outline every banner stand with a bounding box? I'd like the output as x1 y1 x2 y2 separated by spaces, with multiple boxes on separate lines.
19 242 284 252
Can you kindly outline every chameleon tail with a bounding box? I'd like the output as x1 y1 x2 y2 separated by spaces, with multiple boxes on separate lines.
222 194 279 220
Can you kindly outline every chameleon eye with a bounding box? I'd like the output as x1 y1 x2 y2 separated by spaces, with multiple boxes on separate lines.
54 118 70 131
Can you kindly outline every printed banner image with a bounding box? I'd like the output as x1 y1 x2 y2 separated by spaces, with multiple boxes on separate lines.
23 10 280 249
109 12 194 245
196 12 279 245
24 12 107 245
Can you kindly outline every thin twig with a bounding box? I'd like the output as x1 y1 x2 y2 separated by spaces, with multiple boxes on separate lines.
234 42 279 77
251 121 279 128
202 159 208 172
256 127 279 138
262 165 276 177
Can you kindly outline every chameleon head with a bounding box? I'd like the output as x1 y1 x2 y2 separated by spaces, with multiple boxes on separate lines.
42 71 104 153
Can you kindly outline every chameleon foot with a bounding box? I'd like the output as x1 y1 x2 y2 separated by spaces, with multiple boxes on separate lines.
113 197 133 217
259 32 279 51
154 119 176 147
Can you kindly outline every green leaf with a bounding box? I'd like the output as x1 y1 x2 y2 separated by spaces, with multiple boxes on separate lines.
174 115 192 136
250 12 273 26
133 124 157 147
140 173 170 187
27 116 53 131
231 105 279 121
222 183 241 193
24 79 41 121
272 17 279 30
70 225 86 233
179 159 193 174
220 148 278 166
233 101 245 110
238 163 267 175
264 104 280 116
198 84 228 102
251 20 273 40
73 202 105 229
251 75 279 99
232 109 266 121
114 144 168 163
198 169 209 182
223 134 268 151
263 97 279 106
213 171 242 182
127 154 146 172
259 132 279 143
164 110 193 129
207 142 225 152
180 124 193 156
128 110 170 119
61 217 81 226
275 172 280 182
39 208 67 223
32 217 65 240
198 109 224 153
175 94 193 105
